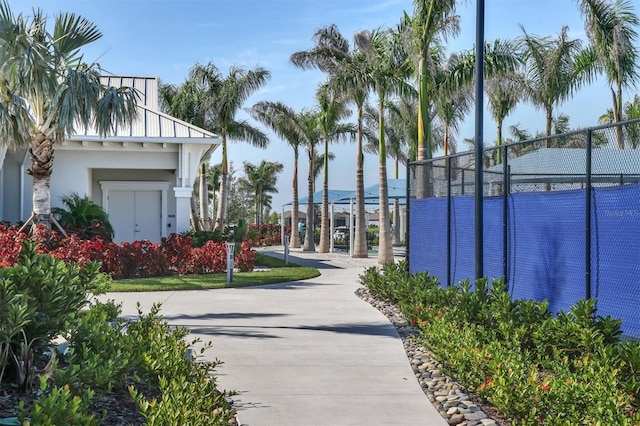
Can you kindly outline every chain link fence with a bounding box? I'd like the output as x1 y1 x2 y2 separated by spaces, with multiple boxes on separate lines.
408 118 640 337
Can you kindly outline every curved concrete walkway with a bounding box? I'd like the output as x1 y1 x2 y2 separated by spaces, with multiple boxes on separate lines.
106 248 446 426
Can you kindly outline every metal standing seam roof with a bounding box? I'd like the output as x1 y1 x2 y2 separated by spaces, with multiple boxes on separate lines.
69 104 219 143
67 75 219 144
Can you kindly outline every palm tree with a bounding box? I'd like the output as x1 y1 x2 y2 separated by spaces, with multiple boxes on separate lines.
250 101 304 247
486 74 523 150
159 79 209 230
191 162 222 230
363 101 410 246
315 85 353 253
300 111 322 252
0 3 139 230
291 24 372 258
238 160 284 224
188 62 271 231
360 28 413 263
518 26 587 146
577 0 640 149
600 94 640 148
407 0 461 162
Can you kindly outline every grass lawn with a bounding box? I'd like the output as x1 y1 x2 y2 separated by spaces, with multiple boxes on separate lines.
108 253 320 292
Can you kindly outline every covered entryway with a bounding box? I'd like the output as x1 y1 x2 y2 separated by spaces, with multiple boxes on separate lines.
100 181 169 243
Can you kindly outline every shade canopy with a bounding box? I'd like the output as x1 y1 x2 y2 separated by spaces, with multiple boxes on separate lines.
284 179 406 206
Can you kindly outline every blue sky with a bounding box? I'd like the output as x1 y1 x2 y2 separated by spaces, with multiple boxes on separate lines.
9 0 636 211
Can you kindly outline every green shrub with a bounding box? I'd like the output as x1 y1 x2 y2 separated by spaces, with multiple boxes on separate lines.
52 193 114 241
54 301 136 395
0 241 109 391
182 230 224 247
127 303 236 425
18 377 100 425
359 266 640 425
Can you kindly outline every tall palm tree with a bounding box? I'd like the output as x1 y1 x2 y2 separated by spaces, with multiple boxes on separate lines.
576 0 640 148
159 79 210 230
188 62 271 231
291 24 372 258
250 101 304 247
363 101 410 246
360 28 413 263
518 26 586 146
238 160 284 224
0 3 139 230
486 73 523 150
192 162 222 230
432 54 475 157
315 85 353 253
300 111 322 252
407 0 461 162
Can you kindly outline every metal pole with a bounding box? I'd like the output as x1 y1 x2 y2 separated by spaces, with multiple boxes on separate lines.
474 0 485 280
349 198 354 256
284 235 289 266
281 205 285 246
330 202 335 253
446 159 452 287
585 129 592 299
502 146 509 285
405 163 410 265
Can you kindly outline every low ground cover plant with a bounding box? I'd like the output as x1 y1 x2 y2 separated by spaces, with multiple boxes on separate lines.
360 262 640 425
0 244 236 424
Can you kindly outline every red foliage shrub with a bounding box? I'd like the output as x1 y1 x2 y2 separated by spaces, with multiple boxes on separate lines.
0 225 27 267
160 233 193 275
235 240 256 272
247 224 287 246
186 240 227 274
0 227 255 279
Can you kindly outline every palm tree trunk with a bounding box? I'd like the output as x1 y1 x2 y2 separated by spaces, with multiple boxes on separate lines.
378 164 393 264
32 174 52 229
290 151 301 248
392 198 401 246
318 140 330 253
29 132 55 230
416 57 433 200
214 173 228 231
190 196 203 231
353 107 368 258
613 86 624 149
377 97 393 264
303 147 316 252
545 107 553 147
200 163 210 230
214 135 228 231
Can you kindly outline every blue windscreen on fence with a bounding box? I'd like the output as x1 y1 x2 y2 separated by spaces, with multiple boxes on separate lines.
409 183 640 337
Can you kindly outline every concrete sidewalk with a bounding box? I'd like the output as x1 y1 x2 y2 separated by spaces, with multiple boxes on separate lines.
106 248 446 426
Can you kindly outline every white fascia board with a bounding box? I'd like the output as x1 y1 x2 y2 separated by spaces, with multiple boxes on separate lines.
67 135 221 145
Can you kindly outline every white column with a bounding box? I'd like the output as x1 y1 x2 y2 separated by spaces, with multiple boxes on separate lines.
173 187 193 234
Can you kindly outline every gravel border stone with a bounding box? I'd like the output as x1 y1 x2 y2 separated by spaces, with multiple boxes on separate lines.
356 286 509 426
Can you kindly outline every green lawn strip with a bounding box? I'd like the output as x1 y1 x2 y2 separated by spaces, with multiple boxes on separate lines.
108 253 319 292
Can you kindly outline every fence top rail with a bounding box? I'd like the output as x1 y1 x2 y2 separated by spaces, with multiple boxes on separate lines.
408 117 640 167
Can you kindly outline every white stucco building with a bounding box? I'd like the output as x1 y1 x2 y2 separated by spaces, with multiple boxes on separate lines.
0 76 219 243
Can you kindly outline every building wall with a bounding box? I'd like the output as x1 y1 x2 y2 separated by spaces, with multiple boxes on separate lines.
1 149 31 223
51 148 177 203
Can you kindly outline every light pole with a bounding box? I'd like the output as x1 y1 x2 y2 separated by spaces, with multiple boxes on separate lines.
474 0 485 280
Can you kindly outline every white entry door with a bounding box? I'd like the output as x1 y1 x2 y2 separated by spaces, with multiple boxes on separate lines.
109 190 162 243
